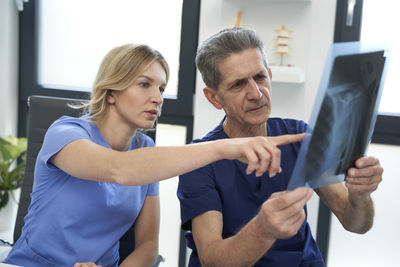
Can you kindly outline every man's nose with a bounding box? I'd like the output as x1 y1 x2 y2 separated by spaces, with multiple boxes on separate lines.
247 79 263 100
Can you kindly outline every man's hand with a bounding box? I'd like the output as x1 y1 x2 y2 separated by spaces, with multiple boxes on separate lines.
345 156 383 198
223 133 305 177
255 187 313 240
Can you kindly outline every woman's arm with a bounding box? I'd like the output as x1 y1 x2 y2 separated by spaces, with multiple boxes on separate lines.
119 195 160 267
51 134 305 186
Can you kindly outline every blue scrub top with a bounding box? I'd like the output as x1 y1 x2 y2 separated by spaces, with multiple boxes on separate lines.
5 115 159 267
178 117 325 267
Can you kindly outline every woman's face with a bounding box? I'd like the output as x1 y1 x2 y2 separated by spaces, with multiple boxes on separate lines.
108 61 167 130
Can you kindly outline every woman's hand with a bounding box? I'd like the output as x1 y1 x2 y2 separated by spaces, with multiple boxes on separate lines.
221 133 305 177
73 262 101 267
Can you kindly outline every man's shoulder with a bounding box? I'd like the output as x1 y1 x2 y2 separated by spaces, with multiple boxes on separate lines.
192 123 226 144
267 117 308 135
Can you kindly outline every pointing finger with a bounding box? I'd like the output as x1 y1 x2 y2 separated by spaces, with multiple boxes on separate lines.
269 133 306 147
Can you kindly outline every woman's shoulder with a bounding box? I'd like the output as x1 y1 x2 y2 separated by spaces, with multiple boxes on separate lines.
45 114 95 140
132 131 155 148
49 114 93 131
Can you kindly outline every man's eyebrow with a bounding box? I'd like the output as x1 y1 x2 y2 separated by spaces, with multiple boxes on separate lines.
226 77 246 88
255 70 268 76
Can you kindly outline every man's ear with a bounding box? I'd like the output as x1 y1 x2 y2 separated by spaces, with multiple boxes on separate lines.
268 67 272 80
203 87 223 110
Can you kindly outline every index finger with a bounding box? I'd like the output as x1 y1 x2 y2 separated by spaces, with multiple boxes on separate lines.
269 133 306 146
272 187 313 210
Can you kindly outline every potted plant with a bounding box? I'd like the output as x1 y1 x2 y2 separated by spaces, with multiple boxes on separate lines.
0 136 27 210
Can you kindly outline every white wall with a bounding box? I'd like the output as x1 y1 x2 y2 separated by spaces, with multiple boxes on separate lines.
194 0 336 140
0 0 19 244
194 0 336 240
0 0 19 138
194 3 400 267
327 143 400 267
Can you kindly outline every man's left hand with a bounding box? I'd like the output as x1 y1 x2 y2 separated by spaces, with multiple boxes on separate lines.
345 156 383 197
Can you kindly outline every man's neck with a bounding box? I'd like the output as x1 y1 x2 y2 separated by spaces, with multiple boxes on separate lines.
223 119 268 138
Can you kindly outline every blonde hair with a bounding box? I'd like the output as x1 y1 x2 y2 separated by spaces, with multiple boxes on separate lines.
85 44 169 120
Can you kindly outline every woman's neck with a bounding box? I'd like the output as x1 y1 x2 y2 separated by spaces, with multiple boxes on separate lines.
94 111 137 151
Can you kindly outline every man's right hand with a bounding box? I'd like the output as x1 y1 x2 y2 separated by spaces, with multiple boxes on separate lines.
221 133 305 177
255 187 313 240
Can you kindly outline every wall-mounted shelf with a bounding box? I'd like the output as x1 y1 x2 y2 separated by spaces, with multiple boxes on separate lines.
270 66 305 83
226 0 311 2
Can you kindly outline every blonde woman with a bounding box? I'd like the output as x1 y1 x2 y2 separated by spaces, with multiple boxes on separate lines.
4 44 304 267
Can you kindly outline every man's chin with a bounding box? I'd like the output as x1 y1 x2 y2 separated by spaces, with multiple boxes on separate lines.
247 115 269 125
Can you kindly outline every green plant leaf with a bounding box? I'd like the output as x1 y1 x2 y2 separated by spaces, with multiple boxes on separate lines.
1 136 27 159
8 162 26 190
0 139 12 162
0 135 27 195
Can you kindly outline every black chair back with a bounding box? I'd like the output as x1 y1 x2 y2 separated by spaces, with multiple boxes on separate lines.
14 95 86 241
13 95 150 264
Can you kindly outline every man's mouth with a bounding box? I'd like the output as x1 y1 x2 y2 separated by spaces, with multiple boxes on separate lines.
246 104 267 112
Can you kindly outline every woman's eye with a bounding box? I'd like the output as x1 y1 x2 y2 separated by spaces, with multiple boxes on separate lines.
139 82 150 87
159 87 165 94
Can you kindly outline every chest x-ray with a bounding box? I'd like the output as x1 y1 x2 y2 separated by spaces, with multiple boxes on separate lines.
287 42 390 190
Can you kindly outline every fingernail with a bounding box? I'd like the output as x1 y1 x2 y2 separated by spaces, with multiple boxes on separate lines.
270 172 276 177
256 172 262 177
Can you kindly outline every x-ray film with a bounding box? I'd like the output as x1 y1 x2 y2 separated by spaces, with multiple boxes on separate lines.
287 42 390 190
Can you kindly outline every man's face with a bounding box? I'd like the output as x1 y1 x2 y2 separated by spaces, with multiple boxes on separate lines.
213 48 272 129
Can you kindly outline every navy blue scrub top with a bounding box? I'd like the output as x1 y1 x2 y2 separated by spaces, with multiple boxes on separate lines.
178 117 325 267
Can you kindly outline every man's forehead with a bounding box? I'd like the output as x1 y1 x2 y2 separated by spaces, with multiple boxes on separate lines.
219 60 267 86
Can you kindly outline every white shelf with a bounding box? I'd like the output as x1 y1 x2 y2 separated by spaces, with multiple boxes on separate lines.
270 66 305 83
226 0 311 2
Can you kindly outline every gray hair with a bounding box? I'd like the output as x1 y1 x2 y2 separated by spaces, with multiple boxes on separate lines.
196 27 268 90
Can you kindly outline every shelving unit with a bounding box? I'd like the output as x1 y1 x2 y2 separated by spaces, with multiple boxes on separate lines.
270 65 305 83
222 0 312 86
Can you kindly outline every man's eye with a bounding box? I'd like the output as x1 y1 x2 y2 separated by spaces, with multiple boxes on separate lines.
254 74 266 80
231 80 244 89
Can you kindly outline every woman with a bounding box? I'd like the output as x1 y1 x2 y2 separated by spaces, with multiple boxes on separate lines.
4 44 303 267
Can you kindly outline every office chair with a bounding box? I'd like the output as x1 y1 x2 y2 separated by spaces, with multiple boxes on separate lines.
13 95 163 266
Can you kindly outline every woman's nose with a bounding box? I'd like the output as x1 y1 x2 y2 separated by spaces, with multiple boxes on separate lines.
151 87 163 105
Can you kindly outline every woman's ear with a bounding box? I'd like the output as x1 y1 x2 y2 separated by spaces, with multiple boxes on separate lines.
203 87 223 110
106 90 116 104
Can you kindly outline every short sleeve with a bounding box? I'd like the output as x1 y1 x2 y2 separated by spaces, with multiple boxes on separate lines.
38 117 92 168
146 182 159 196
298 120 308 133
178 163 222 231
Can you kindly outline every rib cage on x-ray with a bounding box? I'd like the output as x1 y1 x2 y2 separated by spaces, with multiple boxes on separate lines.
287 45 387 190
304 82 375 184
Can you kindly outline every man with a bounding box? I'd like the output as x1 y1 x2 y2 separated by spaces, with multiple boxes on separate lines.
177 27 383 267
